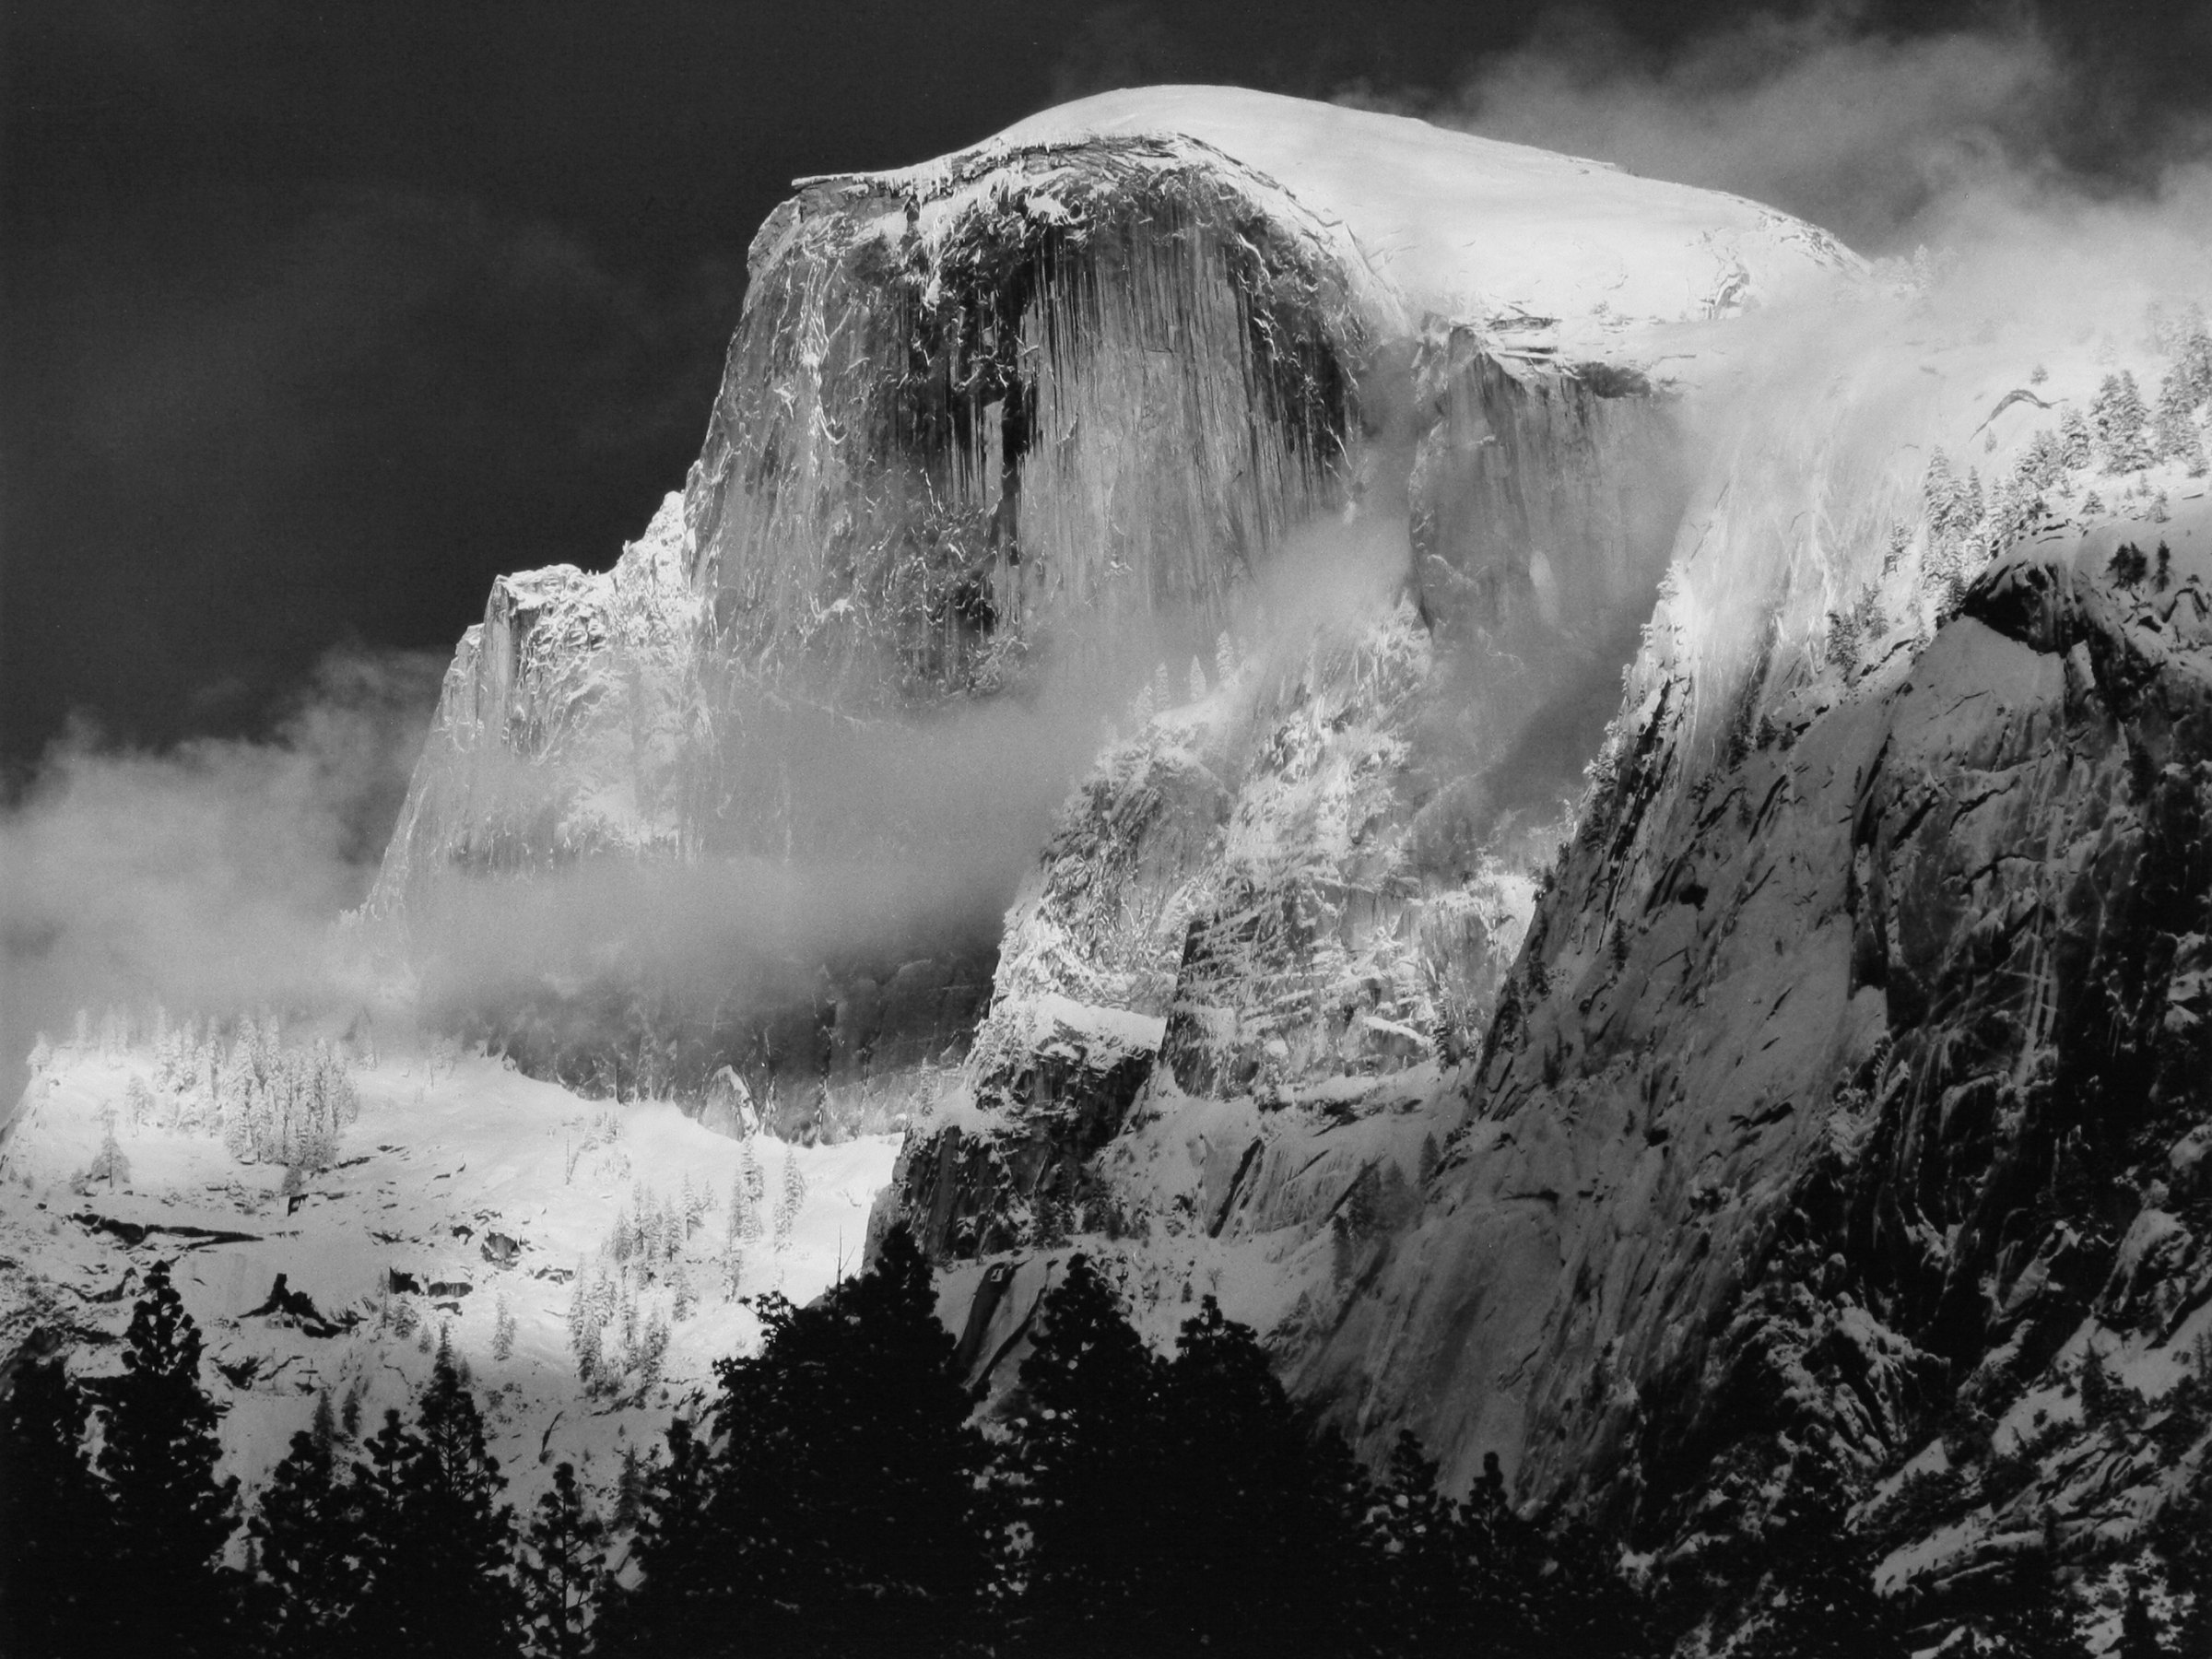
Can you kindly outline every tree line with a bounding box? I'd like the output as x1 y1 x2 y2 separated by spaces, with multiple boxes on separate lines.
5 1237 2201 1657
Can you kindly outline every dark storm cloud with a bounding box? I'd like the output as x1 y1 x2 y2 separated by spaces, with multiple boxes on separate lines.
1344 9 2060 252
4 174 741 767
1 0 1078 769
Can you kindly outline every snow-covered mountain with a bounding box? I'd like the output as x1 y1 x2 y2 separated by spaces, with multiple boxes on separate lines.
9 85 2211 1646
370 84 1858 1110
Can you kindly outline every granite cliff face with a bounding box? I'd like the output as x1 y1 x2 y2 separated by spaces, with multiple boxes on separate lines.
1298 510 2212 1546
375 86 1846 1119
374 85 2212 1628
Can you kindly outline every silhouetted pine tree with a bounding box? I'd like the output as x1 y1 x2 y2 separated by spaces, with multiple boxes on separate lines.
246 1390 366 1655
0 1354 118 1657
2114 1571 2164 1659
1010 1253 1168 1653
611 1441 644 1533
668 1222 987 1658
1141 1295 1371 1658
1957 1517 2087 1658
1363 1430 1487 1656
1457 1449 1547 1651
1535 1516 1659 1659
351 1339 523 1658
99 1260 241 1657
2158 1490 2211 1658
521 1461 606 1659
1735 1466 1909 1659
596 1413 719 1654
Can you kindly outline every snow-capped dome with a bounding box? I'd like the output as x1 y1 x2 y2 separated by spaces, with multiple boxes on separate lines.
913 85 1865 354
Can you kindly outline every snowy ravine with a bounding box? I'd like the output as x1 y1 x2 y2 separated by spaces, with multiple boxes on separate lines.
9 83 2212 1643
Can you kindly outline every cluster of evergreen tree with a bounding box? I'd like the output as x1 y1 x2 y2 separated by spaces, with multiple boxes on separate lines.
27 1006 362 1173
2 1261 240 1657
10 1238 2201 1656
601 1234 1656 1659
568 1177 717 1393
0 1262 579 1659
168 1015 362 1171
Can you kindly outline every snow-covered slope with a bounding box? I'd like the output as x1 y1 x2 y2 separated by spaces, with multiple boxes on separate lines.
0 1031 893 1527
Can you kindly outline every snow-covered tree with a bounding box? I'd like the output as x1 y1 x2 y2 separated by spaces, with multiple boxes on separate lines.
2094 371 2155 473
567 1265 606 1386
2178 309 2212 405
2155 370 2208 476
2018 427 2068 488
773 1150 806 1242
669 1262 696 1324
2060 406 2095 469
636 1306 671 1389
734 1145 765 1242
1215 629 1240 687
1924 448 1972 543
519 1461 606 1659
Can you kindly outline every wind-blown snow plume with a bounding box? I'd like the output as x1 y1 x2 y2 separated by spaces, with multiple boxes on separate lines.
1607 164 2212 789
1346 9 2066 253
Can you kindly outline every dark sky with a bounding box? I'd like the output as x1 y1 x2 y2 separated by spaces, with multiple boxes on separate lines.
5 0 2206 771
